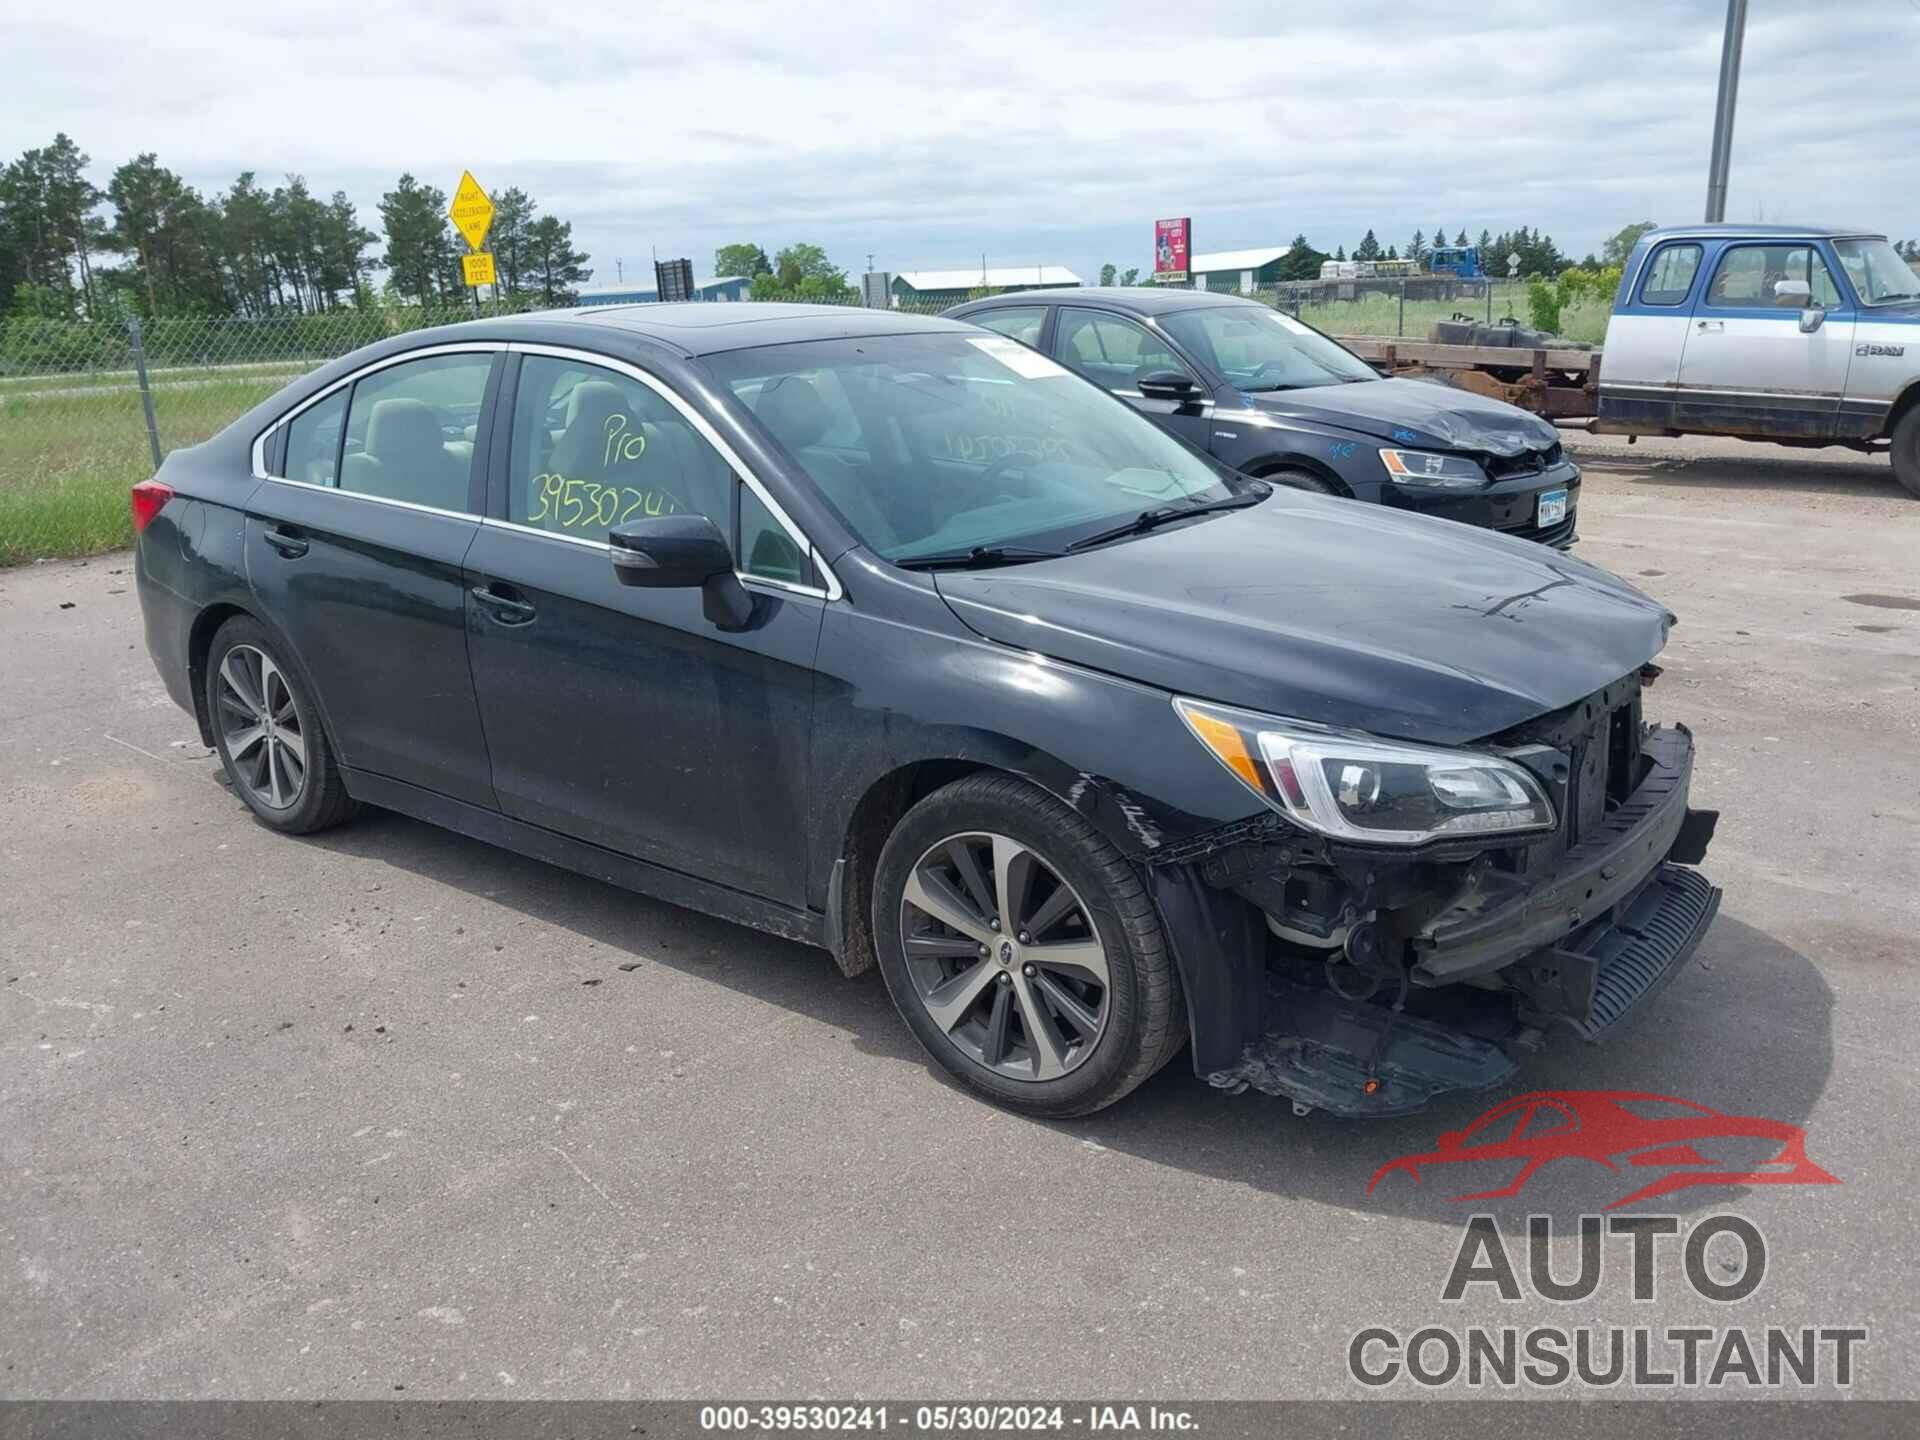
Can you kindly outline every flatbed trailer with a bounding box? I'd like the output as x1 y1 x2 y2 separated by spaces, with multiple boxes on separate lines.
1335 334 1600 422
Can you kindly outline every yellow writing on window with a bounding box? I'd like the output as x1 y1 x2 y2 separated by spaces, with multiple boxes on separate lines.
603 413 649 468
527 472 682 531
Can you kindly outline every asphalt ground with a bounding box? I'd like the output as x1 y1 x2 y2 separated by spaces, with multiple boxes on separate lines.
2 434 1917 1404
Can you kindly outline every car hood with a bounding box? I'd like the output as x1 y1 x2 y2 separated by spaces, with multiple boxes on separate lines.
1239 377 1561 456
933 492 1671 745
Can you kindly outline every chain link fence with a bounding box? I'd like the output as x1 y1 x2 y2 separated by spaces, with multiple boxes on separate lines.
0 284 1593 568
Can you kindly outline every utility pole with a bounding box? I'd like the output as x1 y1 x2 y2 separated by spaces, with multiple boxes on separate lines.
1704 0 1748 222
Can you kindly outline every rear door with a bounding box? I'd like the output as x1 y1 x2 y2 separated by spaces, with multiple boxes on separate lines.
248 346 501 808
1675 240 1857 437
1596 239 1704 428
1049 307 1214 449
461 346 825 905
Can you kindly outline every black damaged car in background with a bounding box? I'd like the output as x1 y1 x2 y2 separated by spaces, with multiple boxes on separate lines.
944 287 1582 547
132 302 1717 1118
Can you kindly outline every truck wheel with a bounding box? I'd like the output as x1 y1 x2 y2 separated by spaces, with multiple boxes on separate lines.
872 774 1186 1117
205 616 358 834
1892 407 1920 499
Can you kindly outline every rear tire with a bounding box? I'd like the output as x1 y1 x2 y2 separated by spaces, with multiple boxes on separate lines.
205 616 357 835
1892 407 1920 499
873 774 1186 1117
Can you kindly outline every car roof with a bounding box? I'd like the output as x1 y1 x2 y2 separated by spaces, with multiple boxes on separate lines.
1641 223 1884 243
950 286 1262 318
480 301 968 357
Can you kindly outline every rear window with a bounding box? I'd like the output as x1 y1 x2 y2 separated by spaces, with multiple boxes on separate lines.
1638 244 1702 306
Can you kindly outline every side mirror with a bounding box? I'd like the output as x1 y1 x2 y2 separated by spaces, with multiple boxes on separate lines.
1136 370 1201 402
1799 306 1827 334
609 513 754 630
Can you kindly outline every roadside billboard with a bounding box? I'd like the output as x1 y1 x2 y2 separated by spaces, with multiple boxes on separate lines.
1154 217 1191 283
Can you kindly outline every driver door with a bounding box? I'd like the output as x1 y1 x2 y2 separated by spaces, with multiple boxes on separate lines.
1050 308 1214 450
461 350 826 905
1676 241 1856 437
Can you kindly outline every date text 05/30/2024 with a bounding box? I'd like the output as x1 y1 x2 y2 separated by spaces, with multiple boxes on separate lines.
699 1404 1199 1432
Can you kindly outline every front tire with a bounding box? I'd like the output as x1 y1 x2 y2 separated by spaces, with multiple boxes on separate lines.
1892 407 1920 499
873 774 1186 1116
1262 466 1337 495
205 616 357 835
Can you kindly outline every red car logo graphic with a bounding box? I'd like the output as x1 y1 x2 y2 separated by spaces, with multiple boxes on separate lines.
1367 1090 1839 1210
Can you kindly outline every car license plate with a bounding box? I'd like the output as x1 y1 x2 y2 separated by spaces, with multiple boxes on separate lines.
1537 489 1568 526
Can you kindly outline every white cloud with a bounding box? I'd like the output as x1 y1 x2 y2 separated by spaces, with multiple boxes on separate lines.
7 0 1918 282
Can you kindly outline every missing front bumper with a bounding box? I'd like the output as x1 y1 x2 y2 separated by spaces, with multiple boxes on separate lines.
1207 863 1720 1116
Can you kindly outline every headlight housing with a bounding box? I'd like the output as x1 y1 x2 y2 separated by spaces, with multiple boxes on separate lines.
1174 697 1555 846
1378 448 1485 488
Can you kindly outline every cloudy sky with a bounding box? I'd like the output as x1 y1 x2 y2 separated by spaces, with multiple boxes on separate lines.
9 0 1919 286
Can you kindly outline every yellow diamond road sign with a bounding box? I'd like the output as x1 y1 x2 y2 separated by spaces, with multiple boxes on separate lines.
462 252 496 288
449 171 494 251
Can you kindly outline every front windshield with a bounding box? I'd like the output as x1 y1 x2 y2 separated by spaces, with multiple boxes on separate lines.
1160 305 1379 391
702 332 1242 562
1833 238 1920 306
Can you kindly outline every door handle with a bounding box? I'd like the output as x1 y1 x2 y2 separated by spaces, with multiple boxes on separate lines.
1695 320 1724 333
263 524 308 558
469 584 536 625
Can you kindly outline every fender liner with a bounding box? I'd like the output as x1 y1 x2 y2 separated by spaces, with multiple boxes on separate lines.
1146 864 1269 1074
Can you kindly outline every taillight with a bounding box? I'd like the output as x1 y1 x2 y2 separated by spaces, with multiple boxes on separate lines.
131 478 174 534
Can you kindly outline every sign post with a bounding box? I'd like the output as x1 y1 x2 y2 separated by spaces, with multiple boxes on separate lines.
449 170 496 313
1154 217 1192 285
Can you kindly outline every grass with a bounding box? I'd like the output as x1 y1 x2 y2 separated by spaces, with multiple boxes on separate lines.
0 281 1624 569
0 378 285 566
1297 282 1612 346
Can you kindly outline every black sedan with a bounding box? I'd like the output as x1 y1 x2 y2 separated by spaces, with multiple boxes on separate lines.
133 303 1716 1119
944 287 1581 546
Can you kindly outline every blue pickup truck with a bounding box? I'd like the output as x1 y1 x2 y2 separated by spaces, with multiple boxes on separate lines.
1596 224 1920 496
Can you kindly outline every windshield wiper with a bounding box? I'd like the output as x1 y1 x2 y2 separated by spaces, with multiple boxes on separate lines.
895 544 1067 571
1065 489 1268 553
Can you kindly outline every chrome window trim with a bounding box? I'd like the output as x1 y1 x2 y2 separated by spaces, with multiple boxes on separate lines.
476 516 831 602
507 342 842 601
249 342 506 485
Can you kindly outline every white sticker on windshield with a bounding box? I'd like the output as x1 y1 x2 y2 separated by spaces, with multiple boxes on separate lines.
968 335 1071 379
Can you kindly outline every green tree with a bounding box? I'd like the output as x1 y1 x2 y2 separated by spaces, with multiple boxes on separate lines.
1334 245 1346 262
1407 230 1426 265
1602 221 1658 265
0 135 106 317
771 242 849 295
1354 229 1381 261
526 214 591 304
486 188 536 297
104 154 225 314
379 173 458 306
714 242 771 279
1119 266 1140 285
1275 232 1328 281
1477 228 1492 252
1454 229 1470 248
1099 262 1117 286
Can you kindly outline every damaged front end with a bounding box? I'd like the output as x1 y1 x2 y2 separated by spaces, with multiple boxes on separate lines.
1151 669 1721 1118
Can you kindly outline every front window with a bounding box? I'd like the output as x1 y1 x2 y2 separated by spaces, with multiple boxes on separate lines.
701 332 1244 563
1704 244 1842 309
1159 306 1378 391
1832 238 1920 307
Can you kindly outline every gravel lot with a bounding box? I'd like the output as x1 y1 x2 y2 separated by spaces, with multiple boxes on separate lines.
3 435 1917 1402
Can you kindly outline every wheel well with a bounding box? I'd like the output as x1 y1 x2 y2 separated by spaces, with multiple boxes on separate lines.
1243 453 1352 497
186 602 251 745
1886 380 1920 439
832 759 994 977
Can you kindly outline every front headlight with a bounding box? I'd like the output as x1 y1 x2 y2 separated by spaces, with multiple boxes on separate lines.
1174 697 1555 846
1378 448 1485 488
